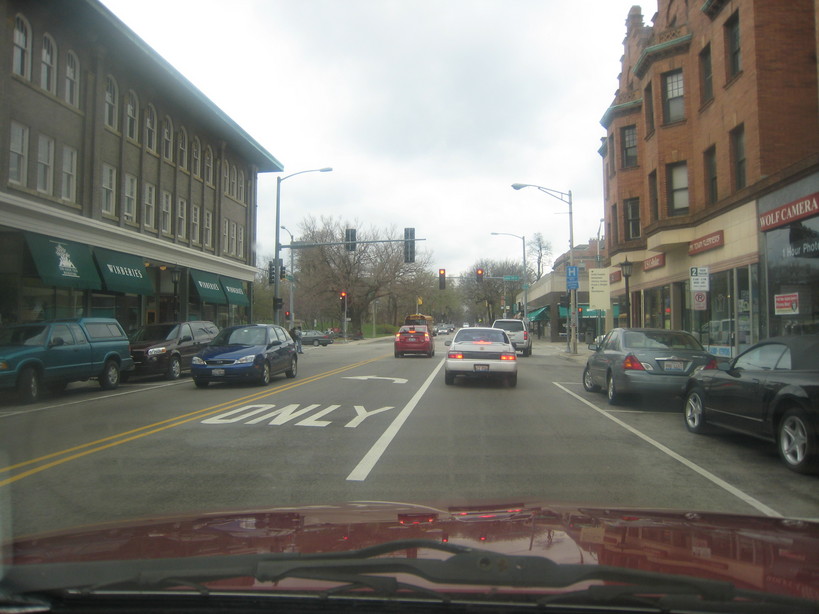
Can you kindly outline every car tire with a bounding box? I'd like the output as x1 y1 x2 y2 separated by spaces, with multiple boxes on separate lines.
683 388 710 434
99 359 120 390
582 366 600 392
285 356 297 378
193 378 208 388
444 371 455 385
313 339 320 347
606 373 622 405
395 351 402 358
17 367 41 404
525 346 532 357
778 408 818 474
166 355 182 380
506 373 518 387
258 361 271 386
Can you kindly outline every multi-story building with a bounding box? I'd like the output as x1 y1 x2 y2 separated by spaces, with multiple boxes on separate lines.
1 0 282 330
600 0 819 357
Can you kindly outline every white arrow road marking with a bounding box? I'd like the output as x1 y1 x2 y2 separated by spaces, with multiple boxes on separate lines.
343 376 408 384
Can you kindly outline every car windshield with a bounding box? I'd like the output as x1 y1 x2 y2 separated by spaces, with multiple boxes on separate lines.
454 329 507 344
623 331 703 350
129 324 179 342
212 327 267 346
0 325 47 346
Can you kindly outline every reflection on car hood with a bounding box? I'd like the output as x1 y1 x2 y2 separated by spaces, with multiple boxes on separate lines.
5 500 818 601
196 345 266 359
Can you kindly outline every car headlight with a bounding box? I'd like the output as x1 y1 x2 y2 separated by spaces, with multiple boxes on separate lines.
0 361 8 371
147 347 167 356
235 354 257 364
192 356 206 365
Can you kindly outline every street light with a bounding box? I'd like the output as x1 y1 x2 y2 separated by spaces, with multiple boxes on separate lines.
490 232 527 320
511 183 576 353
274 167 332 324
618 257 634 327
280 225 296 329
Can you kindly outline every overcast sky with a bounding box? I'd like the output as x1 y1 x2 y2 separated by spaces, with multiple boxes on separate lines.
100 0 655 276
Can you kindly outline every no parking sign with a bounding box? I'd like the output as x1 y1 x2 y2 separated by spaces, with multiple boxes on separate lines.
692 291 707 311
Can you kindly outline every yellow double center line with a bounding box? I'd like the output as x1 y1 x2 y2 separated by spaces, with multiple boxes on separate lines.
0 356 385 487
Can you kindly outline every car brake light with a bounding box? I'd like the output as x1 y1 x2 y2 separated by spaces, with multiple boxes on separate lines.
703 357 719 370
500 353 516 361
622 354 645 371
424 333 430 340
523 331 528 340
448 352 464 359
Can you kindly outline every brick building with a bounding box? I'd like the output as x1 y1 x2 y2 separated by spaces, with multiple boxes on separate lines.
1 0 282 329
600 0 819 357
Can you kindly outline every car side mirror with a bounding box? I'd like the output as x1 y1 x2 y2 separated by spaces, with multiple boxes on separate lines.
588 343 599 351
49 337 65 348
180 335 193 343
444 340 452 346
267 340 282 348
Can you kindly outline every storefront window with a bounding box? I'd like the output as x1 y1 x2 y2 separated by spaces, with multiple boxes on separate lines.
643 285 670 329
21 282 84 321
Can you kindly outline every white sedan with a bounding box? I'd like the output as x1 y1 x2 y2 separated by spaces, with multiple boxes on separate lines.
444 327 518 387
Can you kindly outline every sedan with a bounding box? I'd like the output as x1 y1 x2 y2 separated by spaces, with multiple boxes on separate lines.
191 324 297 388
683 335 819 474
444 327 517 387
394 325 434 358
583 328 714 405
301 330 334 346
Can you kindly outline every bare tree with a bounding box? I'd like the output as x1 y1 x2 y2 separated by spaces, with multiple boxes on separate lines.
528 233 552 281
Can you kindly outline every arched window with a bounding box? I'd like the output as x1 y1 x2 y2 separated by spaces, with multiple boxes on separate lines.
104 75 118 129
177 127 188 168
162 117 174 160
126 91 139 141
64 51 79 106
238 171 245 202
40 34 57 94
13 15 31 79
222 160 229 193
204 147 213 184
191 138 201 178
230 165 237 197
145 105 157 152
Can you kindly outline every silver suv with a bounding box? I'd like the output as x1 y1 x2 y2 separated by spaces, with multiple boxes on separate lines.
491 319 532 357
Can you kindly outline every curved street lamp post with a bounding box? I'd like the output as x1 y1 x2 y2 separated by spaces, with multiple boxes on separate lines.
280 225 296 329
490 232 528 320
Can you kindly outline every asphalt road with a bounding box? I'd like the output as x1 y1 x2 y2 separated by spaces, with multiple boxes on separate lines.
2 335 817 538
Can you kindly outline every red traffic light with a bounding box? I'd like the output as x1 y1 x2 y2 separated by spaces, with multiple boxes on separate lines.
339 291 347 298
476 268 484 281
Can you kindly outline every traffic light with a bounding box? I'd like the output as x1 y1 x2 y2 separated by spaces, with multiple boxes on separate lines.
404 227 415 263
274 297 283 310
339 290 347 300
279 264 287 280
559 294 569 308
268 261 275 284
476 268 484 282
345 228 356 251
285 310 291 318
438 268 446 290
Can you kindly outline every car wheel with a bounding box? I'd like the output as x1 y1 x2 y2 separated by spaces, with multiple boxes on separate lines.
395 351 402 358
285 356 297 378
17 367 41 404
99 359 120 390
582 366 600 392
444 371 455 385
258 361 271 386
506 373 518 387
524 346 532 357
166 355 182 380
778 408 818 474
606 373 622 405
683 388 710 433
313 339 320 347
193 378 209 388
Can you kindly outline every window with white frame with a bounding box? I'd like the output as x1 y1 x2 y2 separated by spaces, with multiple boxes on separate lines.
229 221 237 256
124 174 137 222
104 76 118 129
162 118 173 160
64 52 79 107
61 145 77 202
204 210 213 248
191 138 201 178
10 121 29 185
238 171 245 202
143 182 156 229
40 34 56 94
222 218 229 252
101 164 117 215
667 162 689 216
624 198 641 240
662 70 684 124
238 225 244 257
204 147 213 184
177 198 187 239
145 105 157 152
161 191 172 234
177 127 188 169
36 134 54 194
230 165 237 197
223 161 229 194
13 15 31 79
126 92 139 141
191 205 200 244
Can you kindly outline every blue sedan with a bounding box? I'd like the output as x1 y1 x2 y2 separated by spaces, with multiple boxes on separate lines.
191 324 297 388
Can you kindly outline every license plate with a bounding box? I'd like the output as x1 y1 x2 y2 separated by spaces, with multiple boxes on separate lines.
474 364 490 372
407 337 416 342
212 368 225 376
664 361 684 372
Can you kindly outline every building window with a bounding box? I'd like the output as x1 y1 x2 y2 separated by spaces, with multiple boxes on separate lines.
192 205 201 244
191 138 201 177
64 52 79 107
13 15 31 79
624 198 641 240
238 171 245 202
40 35 57 94
101 164 117 216
608 135 615 176
229 221 237 255
177 127 188 169
145 105 157 152
704 146 718 204
238 225 244 257
725 12 741 79
143 182 156 229
610 203 619 246
648 170 659 222
662 70 684 123
204 147 214 184
10 122 29 185
230 166 238 197
61 145 77 202
104 76 118 129
699 44 713 104
731 124 746 190
161 191 172 234
223 161 229 194
37 134 54 194
204 210 213 248
162 118 174 160
644 82 654 134
124 174 137 222
222 218 229 252
126 92 139 141
177 198 187 239
667 162 689 216
621 125 638 168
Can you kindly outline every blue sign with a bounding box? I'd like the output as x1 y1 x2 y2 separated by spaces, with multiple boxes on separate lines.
566 266 579 290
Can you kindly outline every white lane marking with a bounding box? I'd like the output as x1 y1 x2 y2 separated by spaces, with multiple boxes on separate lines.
553 382 782 518
343 376 408 384
347 359 445 481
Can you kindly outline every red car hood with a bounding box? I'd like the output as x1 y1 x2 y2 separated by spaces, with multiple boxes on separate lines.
4 500 818 601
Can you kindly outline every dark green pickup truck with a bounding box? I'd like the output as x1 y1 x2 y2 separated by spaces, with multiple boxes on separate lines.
0 318 134 403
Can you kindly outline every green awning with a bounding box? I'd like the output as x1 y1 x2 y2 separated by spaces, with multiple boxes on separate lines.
190 269 227 304
25 232 102 290
93 247 154 295
219 276 250 306
527 306 549 322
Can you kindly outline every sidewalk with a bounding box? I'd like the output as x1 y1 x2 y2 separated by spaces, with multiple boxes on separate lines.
530 337 591 366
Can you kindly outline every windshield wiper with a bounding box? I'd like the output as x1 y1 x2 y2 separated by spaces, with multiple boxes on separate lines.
3 539 815 612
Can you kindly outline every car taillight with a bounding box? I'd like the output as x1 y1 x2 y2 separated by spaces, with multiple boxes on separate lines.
703 357 719 370
448 352 464 359
500 353 516 361
622 354 645 371
424 333 430 340
523 331 528 340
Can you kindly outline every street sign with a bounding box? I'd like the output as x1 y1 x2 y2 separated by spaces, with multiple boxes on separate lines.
690 266 709 292
503 275 520 281
566 266 579 290
692 291 707 311
589 269 609 310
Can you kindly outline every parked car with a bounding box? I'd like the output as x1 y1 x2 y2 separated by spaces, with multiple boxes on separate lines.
191 324 297 388
126 321 218 380
394 325 434 358
491 318 532 356
683 335 819 474
444 326 517 386
300 329 334 346
583 328 713 405
0 318 134 403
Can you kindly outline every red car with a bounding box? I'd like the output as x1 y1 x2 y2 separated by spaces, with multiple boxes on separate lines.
394 325 434 358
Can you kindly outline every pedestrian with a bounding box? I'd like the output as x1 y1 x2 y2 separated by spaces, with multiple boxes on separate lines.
295 326 303 353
